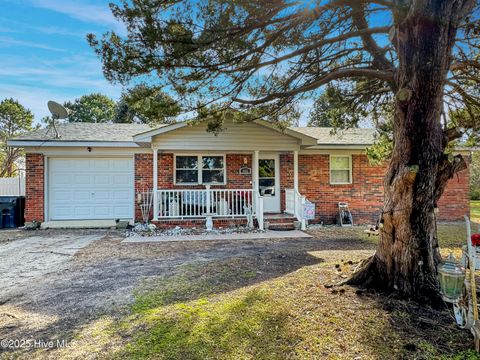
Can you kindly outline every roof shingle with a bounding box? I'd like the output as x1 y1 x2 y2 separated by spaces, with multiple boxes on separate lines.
290 127 376 145
12 123 154 142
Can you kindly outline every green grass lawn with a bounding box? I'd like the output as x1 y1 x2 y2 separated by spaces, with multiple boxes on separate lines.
48 256 474 360
472 200 480 222
24 204 480 360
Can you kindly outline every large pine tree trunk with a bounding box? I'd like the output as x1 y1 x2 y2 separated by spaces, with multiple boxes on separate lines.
347 0 469 303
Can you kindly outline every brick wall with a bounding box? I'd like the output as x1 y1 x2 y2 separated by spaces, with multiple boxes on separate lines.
280 153 294 212
25 153 44 222
299 154 385 224
156 153 253 190
437 165 470 221
134 153 153 220
24 151 469 225
298 154 470 224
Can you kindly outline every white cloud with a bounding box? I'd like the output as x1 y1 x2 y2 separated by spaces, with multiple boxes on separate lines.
28 0 125 33
0 35 67 52
0 54 122 122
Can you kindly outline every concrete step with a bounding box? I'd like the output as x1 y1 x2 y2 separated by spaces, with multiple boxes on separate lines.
267 222 296 231
264 215 297 224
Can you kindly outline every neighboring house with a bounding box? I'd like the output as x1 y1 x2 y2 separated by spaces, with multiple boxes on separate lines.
7 120 470 229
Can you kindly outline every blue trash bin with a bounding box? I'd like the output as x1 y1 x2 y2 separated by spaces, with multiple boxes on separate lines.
0 196 25 228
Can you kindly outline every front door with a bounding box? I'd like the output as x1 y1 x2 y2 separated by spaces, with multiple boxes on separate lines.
258 154 280 213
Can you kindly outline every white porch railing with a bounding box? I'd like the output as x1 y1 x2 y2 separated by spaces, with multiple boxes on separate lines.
285 188 307 230
156 187 257 219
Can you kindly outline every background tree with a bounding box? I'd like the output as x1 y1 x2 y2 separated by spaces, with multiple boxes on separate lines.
0 98 35 177
471 152 480 200
89 0 480 303
115 84 181 125
308 84 366 128
64 93 116 123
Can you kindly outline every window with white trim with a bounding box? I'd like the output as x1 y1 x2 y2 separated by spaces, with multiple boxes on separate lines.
175 155 226 184
330 155 352 184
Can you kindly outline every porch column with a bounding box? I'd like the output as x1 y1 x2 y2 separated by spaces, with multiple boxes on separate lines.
153 148 158 221
252 150 259 192
293 150 299 191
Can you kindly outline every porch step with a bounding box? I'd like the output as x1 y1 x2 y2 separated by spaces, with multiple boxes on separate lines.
268 222 295 231
265 213 297 231
264 214 297 224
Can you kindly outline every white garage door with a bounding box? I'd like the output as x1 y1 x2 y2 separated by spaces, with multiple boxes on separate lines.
49 157 134 220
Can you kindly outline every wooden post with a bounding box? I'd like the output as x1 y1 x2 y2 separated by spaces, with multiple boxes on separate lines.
293 150 299 191
153 148 158 221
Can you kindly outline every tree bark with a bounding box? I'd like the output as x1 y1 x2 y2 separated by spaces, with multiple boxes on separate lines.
347 0 472 304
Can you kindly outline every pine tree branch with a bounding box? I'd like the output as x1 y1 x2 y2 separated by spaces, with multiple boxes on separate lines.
233 68 394 105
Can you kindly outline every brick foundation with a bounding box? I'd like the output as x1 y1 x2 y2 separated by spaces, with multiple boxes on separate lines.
25 153 44 222
152 217 248 229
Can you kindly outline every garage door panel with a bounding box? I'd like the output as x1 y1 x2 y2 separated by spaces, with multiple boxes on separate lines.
51 190 73 202
93 159 110 169
93 207 111 217
93 175 111 185
51 174 72 186
113 190 130 201
113 159 130 170
113 206 132 218
49 157 133 220
74 207 92 218
51 207 75 219
73 191 92 202
74 175 92 186
113 174 130 186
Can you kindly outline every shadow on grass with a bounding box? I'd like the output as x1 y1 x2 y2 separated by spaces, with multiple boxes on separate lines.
355 293 475 359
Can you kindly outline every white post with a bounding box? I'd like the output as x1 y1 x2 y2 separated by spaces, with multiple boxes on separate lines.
293 150 299 218
293 150 299 191
253 150 259 192
258 196 264 230
206 184 211 213
301 196 306 230
153 148 158 221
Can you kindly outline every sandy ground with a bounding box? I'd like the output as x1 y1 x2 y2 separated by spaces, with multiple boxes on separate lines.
0 227 375 359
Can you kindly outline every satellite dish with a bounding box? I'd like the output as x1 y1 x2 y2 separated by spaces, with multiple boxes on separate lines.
47 101 68 119
47 100 67 139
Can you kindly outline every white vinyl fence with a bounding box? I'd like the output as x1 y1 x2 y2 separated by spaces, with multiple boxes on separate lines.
0 177 25 196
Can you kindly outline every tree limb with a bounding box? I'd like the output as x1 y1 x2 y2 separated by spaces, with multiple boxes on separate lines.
234 68 394 105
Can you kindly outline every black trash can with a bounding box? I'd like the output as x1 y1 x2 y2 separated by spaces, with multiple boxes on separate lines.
0 196 25 228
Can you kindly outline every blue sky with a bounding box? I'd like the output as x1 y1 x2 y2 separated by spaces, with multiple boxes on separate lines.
0 0 125 123
0 0 320 126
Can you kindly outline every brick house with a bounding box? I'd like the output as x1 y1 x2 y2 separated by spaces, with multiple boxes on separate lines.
8 120 470 229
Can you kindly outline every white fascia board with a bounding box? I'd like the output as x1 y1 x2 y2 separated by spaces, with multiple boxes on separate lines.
7 140 143 148
133 122 188 142
303 144 369 150
253 119 318 146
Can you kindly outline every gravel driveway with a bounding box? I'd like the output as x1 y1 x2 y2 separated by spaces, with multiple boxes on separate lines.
0 232 103 301
0 228 374 359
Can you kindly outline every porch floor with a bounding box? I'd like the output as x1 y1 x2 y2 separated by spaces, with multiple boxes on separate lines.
264 213 296 219
123 229 311 243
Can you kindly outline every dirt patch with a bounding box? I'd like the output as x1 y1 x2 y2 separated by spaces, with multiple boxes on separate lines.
0 227 471 359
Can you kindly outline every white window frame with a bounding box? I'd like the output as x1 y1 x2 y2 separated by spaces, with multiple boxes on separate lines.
329 155 352 185
174 154 227 185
